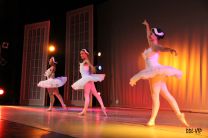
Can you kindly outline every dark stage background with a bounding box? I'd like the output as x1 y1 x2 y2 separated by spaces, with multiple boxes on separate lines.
0 0 104 105
0 0 208 112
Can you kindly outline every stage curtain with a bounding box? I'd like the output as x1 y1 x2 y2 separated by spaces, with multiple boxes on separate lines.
100 24 208 113
97 0 208 113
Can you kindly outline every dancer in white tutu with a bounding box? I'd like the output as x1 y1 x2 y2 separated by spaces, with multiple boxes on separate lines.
129 20 189 127
72 49 107 116
38 57 67 111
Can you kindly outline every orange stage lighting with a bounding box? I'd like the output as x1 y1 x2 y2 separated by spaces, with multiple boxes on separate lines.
48 45 55 52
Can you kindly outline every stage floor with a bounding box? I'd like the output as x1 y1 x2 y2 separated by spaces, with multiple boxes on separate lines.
0 106 207 138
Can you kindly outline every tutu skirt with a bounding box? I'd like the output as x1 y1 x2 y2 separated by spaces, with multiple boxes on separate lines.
72 74 105 90
130 65 182 81
37 77 67 88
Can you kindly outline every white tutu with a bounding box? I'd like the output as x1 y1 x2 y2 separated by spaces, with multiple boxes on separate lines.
71 62 105 90
130 65 182 81
130 47 182 82
37 77 67 88
72 74 105 90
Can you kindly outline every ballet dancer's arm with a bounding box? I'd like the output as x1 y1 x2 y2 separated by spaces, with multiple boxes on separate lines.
130 75 139 87
152 45 177 55
50 66 56 73
142 19 152 47
48 66 56 77
83 59 96 73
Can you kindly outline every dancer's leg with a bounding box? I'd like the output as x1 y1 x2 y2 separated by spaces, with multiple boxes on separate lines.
91 82 107 116
147 78 162 126
53 88 67 110
48 88 55 111
160 82 181 114
78 82 91 115
160 82 189 127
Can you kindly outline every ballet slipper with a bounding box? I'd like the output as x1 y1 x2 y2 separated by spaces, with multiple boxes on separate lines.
62 104 67 110
177 113 189 127
102 107 107 116
78 110 86 116
47 107 52 112
146 120 155 126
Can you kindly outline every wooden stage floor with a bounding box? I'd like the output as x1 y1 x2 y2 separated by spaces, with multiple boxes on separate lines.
0 106 207 138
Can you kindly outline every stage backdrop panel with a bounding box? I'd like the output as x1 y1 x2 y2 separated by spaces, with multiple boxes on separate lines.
20 21 50 106
65 5 94 106
96 0 208 112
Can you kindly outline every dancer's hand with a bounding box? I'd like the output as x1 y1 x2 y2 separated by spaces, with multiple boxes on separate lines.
44 72 48 77
129 79 136 87
170 49 177 56
142 19 149 25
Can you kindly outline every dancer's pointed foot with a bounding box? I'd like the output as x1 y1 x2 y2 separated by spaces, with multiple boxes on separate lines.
62 104 67 111
102 107 107 116
78 110 86 116
47 107 52 112
178 113 189 127
146 119 155 127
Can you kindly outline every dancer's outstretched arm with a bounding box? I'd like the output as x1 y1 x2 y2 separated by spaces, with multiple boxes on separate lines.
129 73 140 86
142 19 152 47
46 66 55 78
83 59 96 73
153 45 177 56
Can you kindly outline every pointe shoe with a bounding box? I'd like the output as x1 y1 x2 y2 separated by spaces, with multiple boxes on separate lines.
102 107 107 117
78 110 86 116
178 113 189 127
146 120 155 126
47 107 52 112
62 104 67 110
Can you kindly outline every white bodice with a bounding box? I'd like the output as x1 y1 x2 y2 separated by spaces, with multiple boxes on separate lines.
142 48 160 67
44 67 55 79
80 62 90 77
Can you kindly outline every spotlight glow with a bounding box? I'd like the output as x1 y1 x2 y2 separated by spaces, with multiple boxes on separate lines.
0 89 4 95
98 65 102 71
98 52 101 57
48 45 55 52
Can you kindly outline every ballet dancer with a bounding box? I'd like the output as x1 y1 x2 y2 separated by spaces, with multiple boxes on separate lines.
129 20 189 127
38 57 67 111
72 49 107 116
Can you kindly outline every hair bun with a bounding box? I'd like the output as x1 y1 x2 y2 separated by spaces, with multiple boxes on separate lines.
81 49 89 55
152 28 165 39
